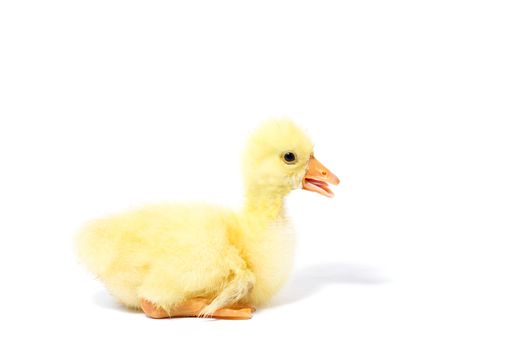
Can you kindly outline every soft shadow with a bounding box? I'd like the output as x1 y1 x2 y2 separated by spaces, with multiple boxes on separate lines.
92 262 386 312
93 290 141 313
270 262 387 307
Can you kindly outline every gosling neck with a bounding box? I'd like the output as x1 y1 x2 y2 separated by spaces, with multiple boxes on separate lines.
242 186 290 223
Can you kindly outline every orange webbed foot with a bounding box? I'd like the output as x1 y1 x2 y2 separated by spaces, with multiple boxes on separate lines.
140 298 254 320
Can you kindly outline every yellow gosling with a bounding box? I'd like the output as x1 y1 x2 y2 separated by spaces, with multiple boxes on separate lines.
76 119 339 319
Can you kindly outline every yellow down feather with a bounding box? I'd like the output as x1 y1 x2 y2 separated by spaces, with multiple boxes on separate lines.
76 119 314 314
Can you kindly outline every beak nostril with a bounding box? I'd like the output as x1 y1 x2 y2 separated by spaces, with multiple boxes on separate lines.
321 171 327 176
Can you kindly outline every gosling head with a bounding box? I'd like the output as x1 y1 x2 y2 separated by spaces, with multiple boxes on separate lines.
243 119 340 199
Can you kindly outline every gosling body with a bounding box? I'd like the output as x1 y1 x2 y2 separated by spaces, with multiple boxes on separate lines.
76 119 339 318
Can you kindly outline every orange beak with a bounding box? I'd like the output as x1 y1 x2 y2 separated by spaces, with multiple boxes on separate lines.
302 155 340 198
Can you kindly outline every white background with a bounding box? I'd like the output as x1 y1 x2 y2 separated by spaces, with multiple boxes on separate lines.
1 1 524 349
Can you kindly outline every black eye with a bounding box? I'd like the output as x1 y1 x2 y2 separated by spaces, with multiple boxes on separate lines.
283 152 297 164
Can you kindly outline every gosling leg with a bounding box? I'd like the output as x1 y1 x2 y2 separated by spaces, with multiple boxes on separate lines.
140 298 253 320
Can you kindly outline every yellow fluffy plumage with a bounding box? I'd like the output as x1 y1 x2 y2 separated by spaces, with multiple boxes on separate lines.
76 119 339 318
